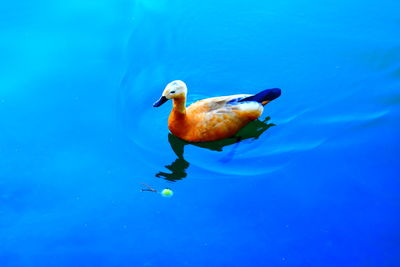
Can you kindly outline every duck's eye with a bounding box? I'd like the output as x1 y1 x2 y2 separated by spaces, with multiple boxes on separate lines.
170 91 176 94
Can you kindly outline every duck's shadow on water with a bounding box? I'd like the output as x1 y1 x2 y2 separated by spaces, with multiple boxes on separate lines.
156 117 275 182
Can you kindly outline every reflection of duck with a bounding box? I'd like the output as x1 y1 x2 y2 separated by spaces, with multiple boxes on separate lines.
153 80 281 142
156 117 275 182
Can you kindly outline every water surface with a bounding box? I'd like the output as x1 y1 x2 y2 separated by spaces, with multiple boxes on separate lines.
1 0 399 266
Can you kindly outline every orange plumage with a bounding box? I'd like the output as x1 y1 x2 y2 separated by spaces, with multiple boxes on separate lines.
153 81 280 142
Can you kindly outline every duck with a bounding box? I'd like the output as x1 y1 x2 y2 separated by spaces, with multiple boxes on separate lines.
153 80 281 142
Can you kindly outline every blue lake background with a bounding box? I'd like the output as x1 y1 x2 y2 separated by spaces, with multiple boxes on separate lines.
1 0 400 266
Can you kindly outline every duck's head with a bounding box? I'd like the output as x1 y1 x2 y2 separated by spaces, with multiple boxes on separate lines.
153 80 187 107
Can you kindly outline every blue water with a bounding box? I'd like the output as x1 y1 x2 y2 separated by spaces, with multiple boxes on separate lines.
1 0 400 266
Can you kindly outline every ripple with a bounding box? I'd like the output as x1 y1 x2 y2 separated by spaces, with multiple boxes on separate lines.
313 110 389 124
236 139 327 158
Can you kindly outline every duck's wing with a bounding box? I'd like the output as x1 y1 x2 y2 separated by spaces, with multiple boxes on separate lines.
188 94 264 123
188 94 251 113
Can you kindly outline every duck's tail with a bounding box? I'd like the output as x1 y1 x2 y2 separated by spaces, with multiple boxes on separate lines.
239 88 281 105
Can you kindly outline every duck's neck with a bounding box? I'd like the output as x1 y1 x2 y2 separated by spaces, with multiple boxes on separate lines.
172 96 187 115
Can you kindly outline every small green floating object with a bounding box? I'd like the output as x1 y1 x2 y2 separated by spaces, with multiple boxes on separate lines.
161 188 173 198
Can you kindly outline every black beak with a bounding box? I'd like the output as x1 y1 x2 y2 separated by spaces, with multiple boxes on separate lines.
153 96 168 107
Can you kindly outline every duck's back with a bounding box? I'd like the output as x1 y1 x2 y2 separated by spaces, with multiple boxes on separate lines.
169 95 264 142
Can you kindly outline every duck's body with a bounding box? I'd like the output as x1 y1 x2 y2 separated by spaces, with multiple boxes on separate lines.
168 95 262 142
154 81 281 142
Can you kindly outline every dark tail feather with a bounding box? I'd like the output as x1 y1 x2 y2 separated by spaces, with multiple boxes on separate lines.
239 88 281 104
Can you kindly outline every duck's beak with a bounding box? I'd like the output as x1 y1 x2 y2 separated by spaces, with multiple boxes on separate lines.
153 96 168 107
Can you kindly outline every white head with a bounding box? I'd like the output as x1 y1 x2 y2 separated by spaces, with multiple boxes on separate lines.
153 80 187 107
